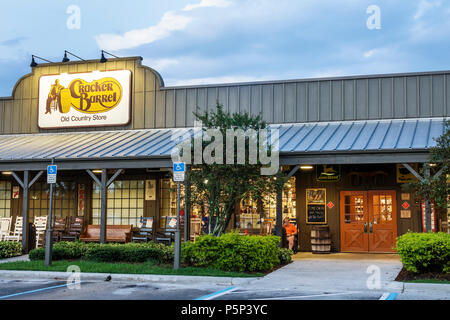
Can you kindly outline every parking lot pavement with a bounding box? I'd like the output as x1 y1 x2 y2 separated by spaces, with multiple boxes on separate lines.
0 254 447 300
0 279 223 300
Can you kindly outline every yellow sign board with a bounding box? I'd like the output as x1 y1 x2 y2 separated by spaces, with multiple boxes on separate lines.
38 70 130 128
396 163 419 183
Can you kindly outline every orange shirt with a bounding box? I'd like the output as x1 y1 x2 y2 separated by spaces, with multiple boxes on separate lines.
284 223 297 236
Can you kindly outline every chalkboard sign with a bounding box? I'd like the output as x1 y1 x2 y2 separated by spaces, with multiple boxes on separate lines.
306 188 327 224
307 204 327 224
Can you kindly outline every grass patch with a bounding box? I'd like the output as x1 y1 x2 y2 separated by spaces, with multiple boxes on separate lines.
0 260 264 278
395 267 450 284
404 279 450 285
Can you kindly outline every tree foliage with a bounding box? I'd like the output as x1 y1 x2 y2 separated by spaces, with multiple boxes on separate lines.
185 104 280 236
404 120 450 209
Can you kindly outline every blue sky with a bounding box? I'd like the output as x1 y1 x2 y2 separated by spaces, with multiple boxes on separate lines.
1 0 450 96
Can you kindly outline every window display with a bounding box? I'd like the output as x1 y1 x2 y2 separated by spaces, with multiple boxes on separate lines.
30 181 76 221
0 181 11 218
236 177 296 231
92 180 144 226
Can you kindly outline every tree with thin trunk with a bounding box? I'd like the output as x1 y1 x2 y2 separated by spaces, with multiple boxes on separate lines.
184 104 280 236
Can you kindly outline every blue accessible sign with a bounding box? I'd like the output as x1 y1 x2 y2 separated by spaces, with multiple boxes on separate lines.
47 165 57 184
173 162 185 182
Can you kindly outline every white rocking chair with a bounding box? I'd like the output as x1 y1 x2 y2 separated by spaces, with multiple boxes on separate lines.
0 217 12 241
4 217 22 242
34 216 48 248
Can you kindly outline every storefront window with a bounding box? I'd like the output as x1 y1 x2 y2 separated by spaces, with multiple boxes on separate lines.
237 177 296 230
92 180 144 226
159 179 185 228
0 181 11 218
29 182 77 221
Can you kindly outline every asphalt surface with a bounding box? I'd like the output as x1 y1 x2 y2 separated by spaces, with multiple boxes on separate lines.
0 279 384 300
0 254 448 301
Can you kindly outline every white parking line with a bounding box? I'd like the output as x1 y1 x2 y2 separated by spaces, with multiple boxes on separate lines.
195 286 238 300
379 292 398 300
251 292 361 300
0 282 82 299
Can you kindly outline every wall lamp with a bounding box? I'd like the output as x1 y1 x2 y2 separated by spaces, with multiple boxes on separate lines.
30 55 53 67
62 50 85 62
100 50 120 63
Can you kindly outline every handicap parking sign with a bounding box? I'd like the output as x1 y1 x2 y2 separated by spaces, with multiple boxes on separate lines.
173 162 185 182
47 165 57 184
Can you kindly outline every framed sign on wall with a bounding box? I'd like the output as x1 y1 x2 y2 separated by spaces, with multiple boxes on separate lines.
145 180 156 201
38 69 131 129
306 188 327 224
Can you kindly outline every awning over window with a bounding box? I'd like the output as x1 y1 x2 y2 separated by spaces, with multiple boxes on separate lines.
0 118 446 170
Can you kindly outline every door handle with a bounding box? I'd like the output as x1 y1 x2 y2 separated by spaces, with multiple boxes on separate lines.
364 222 368 233
369 222 373 234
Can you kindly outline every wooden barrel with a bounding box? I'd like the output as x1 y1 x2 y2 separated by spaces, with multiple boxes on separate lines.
311 226 331 254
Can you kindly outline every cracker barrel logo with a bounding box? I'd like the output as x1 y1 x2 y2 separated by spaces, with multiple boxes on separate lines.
45 77 122 115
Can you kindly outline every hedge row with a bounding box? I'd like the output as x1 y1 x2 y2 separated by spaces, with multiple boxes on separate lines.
396 232 450 274
29 241 174 264
29 234 292 273
0 241 22 259
182 232 285 272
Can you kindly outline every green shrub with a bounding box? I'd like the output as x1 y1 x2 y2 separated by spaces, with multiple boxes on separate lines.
29 241 96 261
278 248 293 265
29 241 174 264
396 232 450 274
0 241 22 259
182 232 281 272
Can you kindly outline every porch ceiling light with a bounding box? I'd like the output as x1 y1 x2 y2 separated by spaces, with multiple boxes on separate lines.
1 171 12 175
92 169 103 174
300 165 313 170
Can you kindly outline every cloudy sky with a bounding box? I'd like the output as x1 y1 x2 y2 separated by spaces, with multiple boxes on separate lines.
1 0 450 96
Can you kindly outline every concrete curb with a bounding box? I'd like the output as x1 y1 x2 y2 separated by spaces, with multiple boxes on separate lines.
0 270 262 286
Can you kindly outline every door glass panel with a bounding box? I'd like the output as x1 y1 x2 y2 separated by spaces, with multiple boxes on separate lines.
372 194 393 224
344 195 364 223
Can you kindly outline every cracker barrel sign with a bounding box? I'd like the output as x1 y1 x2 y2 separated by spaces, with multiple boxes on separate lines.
38 70 131 128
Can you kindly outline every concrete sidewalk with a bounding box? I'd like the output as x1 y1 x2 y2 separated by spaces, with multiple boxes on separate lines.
0 255 29 264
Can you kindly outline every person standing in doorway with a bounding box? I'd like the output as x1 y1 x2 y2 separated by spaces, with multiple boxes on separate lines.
283 217 297 251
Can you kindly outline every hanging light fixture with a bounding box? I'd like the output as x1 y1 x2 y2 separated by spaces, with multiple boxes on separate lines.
62 51 70 62
100 50 120 63
30 55 53 67
62 50 85 63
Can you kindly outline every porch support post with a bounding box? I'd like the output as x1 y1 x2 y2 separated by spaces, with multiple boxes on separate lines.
100 170 107 243
424 166 431 232
275 187 283 237
11 170 43 253
86 169 123 244
184 178 190 242
275 165 299 238
401 163 434 232
22 172 29 253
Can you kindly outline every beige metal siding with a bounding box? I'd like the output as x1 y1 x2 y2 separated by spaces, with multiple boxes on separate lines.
1 57 450 134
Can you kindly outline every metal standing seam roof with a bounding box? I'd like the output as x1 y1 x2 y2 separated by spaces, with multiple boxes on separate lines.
0 118 446 162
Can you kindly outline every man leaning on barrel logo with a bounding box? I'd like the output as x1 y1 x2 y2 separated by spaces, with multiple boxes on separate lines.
46 79 64 114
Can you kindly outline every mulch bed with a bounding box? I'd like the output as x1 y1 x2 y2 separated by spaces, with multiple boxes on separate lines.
395 267 450 282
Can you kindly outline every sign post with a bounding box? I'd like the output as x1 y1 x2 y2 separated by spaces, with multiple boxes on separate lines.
45 160 57 266
172 162 185 270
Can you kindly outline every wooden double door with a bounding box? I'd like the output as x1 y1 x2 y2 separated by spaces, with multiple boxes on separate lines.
340 190 397 253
